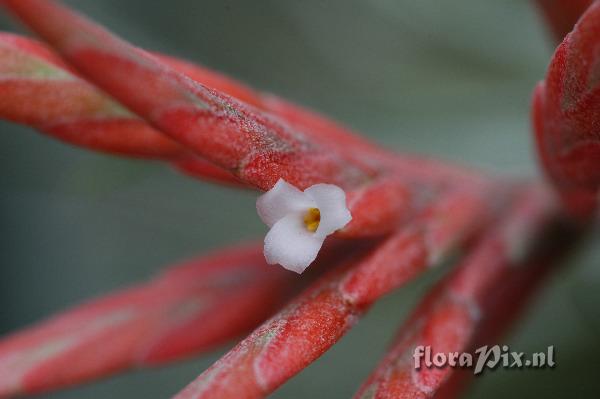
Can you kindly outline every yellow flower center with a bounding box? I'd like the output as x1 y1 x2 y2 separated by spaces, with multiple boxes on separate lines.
303 207 321 232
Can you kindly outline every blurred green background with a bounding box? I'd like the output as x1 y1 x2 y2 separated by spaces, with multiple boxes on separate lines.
1 1 599 398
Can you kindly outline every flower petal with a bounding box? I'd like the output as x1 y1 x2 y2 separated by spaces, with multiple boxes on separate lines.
264 214 325 273
305 184 352 236
256 179 315 227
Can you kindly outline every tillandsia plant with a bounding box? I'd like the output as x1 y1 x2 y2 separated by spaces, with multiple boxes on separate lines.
0 0 598 398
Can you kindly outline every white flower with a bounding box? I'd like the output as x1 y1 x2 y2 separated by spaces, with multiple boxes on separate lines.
256 178 352 273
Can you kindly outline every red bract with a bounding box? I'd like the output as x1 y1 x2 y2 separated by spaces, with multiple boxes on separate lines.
0 0 489 236
533 1 600 218
0 0 596 398
1 0 378 193
0 32 245 188
0 244 295 397
535 0 593 42
0 238 367 398
173 186 497 399
353 186 568 398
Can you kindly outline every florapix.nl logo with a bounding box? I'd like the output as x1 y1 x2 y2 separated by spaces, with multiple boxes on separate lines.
413 345 556 375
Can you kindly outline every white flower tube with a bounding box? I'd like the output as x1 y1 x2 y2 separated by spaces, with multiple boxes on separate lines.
256 179 352 273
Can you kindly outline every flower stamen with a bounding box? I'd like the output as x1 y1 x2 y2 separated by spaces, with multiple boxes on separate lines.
303 207 321 232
